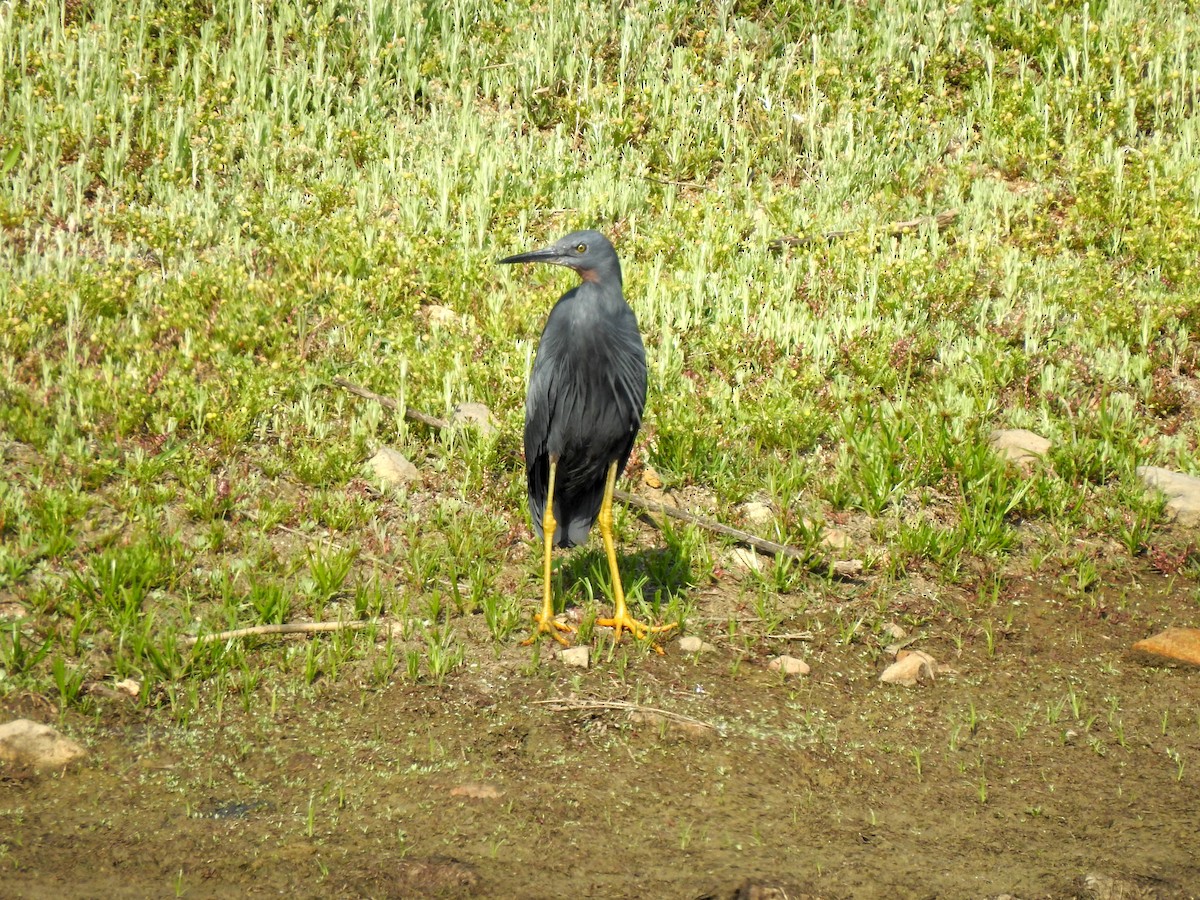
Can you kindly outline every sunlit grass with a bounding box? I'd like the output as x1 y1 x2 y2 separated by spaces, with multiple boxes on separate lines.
2 0 1199 717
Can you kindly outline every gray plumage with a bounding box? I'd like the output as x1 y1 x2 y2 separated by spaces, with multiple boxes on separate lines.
499 230 647 547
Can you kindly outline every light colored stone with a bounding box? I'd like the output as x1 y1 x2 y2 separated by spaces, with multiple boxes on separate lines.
821 527 852 551
366 447 421 487
767 655 810 676
729 547 762 572
740 501 774 527
641 467 663 489
1137 466 1200 527
677 636 716 654
0 719 87 768
1131 627 1200 667
449 782 503 800
450 402 498 437
990 428 1052 467
831 559 863 578
424 305 459 328
113 678 141 698
881 622 907 641
880 650 937 686
558 646 590 668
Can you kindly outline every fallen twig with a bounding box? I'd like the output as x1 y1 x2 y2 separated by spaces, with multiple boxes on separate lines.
331 376 451 430
764 631 816 641
613 489 809 562
185 620 402 646
769 208 959 252
532 698 717 732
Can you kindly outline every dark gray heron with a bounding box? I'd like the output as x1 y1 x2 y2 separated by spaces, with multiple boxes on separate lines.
499 229 675 646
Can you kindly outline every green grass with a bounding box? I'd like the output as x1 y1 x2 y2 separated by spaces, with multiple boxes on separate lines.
2 0 1200 715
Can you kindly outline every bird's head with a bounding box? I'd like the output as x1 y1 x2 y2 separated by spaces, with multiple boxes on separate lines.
498 229 620 285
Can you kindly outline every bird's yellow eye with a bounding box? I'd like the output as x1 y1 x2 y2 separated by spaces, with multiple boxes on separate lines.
575 243 587 253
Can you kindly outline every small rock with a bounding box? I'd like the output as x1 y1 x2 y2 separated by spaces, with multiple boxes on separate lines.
1137 466 1200 527
424 305 459 328
642 467 663 489
0 719 87 768
740 501 774 526
831 559 864 578
990 428 1052 469
450 402 498 437
1131 627 1200 667
881 622 907 641
449 782 503 800
880 650 937 686
558 646 590 668
729 547 762 572
767 655 810 676
113 678 141 698
677 636 716 654
366 447 421 487
821 527 852 551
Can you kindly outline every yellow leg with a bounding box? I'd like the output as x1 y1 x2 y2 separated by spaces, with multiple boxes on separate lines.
595 460 676 646
524 458 573 646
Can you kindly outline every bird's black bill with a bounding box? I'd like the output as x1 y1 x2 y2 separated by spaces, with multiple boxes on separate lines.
498 246 562 266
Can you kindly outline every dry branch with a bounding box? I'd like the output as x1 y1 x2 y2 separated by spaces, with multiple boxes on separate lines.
769 208 959 252
331 376 451 430
613 488 808 561
185 620 402 646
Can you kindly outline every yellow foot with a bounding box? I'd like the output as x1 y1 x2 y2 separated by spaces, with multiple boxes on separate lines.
522 612 574 647
596 608 676 650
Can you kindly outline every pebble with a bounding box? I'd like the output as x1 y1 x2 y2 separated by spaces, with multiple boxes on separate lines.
821 527 852 551
767 655 810 676
831 559 864 578
1136 466 1200 527
880 650 937 686
739 501 774 526
1131 627 1200 667
424 305 459 328
366 447 421 487
558 646 590 668
990 428 1052 469
641 467 664 489
677 636 716 654
0 719 87 768
450 402 498 437
729 547 762 572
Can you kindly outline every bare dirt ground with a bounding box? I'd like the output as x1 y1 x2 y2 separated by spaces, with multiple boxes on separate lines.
3 552 1199 899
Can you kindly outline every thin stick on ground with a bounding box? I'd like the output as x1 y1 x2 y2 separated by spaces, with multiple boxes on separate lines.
613 488 809 561
532 698 718 732
331 376 452 430
769 208 959 251
185 620 402 646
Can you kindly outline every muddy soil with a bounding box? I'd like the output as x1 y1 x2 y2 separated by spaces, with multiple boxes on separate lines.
3 562 1198 899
